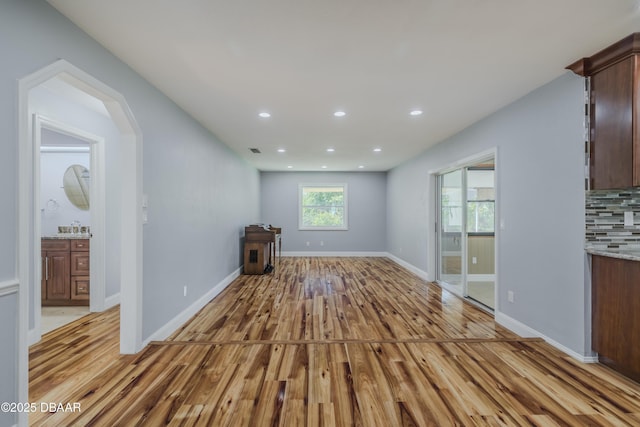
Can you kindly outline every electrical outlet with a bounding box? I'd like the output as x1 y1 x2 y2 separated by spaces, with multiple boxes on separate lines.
183 285 187 297
320 241 324 246
472 256 477 264
507 291 514 303
624 211 634 227
306 241 310 247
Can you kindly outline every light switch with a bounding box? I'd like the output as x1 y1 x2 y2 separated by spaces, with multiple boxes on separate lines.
624 211 634 227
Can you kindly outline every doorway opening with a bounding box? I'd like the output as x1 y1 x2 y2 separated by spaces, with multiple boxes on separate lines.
37 119 103 335
18 60 143 416
436 157 496 310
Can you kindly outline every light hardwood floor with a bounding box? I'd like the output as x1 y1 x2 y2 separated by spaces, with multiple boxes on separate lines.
30 257 640 426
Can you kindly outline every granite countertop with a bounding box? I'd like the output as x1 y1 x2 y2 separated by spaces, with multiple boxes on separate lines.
43 234 91 240
586 247 640 262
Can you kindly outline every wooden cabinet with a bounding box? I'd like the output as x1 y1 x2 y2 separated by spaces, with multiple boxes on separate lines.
70 239 90 301
244 242 269 275
41 238 90 306
567 33 640 190
591 255 640 381
41 240 71 302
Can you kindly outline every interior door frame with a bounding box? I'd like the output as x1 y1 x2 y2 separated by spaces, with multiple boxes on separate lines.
433 148 498 311
32 115 106 342
18 60 144 425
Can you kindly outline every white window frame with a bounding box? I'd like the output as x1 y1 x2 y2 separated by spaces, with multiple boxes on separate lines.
298 183 348 230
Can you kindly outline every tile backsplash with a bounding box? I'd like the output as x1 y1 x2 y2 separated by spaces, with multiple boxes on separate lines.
586 188 640 249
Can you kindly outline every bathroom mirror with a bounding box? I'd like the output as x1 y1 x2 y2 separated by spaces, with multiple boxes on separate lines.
63 164 90 210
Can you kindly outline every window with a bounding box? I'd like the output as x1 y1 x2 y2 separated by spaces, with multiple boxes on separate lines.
299 184 348 230
466 169 495 233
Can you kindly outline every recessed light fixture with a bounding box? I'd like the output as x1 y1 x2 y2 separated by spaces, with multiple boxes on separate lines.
287 165 293 169
258 112 271 118
410 109 423 116
321 165 328 169
277 148 286 153
358 165 365 169
333 111 346 117
373 148 382 152
326 148 335 152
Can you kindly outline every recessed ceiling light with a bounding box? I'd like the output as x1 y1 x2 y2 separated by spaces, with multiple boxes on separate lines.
373 148 382 152
333 111 346 117
358 165 365 169
277 148 286 153
258 112 271 118
287 165 293 169
321 165 328 169
410 109 423 116
326 148 335 152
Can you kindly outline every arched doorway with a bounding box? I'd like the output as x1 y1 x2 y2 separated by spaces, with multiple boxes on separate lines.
17 60 143 417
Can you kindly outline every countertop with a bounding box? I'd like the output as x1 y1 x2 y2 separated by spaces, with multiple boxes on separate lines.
42 234 90 240
586 247 640 262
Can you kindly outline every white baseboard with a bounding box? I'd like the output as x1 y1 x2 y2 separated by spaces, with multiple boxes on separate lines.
142 266 242 346
281 251 387 257
104 292 120 309
385 253 431 281
495 312 598 363
384 255 597 364
28 328 40 346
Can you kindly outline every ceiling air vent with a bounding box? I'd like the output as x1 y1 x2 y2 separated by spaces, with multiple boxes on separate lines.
249 148 261 154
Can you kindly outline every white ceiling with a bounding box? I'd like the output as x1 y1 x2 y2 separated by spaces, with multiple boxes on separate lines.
47 0 640 172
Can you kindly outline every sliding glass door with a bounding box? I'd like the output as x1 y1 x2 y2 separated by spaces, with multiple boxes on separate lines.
437 160 495 309
466 167 495 309
438 169 464 289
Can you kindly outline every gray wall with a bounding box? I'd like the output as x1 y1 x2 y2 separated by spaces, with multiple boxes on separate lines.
0 0 260 413
0 294 18 427
261 172 387 252
387 72 588 355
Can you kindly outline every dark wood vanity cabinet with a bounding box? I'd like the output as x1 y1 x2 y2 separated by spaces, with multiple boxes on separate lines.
41 238 90 305
591 255 640 381
41 239 71 302
567 33 640 190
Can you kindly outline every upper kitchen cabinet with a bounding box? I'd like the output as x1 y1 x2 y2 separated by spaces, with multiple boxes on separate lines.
567 33 640 190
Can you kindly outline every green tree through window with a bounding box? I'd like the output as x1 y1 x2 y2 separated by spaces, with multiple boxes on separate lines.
299 185 348 229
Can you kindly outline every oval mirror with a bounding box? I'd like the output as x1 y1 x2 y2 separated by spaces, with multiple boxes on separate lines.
63 164 90 210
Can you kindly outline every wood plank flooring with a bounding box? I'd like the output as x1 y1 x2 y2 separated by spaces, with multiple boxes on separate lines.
30 257 640 426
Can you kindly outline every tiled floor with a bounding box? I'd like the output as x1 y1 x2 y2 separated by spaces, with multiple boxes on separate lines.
41 306 91 335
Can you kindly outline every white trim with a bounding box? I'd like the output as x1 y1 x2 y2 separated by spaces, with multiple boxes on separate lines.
428 147 497 176
18 59 144 426
495 312 598 363
386 253 431 281
105 292 121 309
40 146 90 153
298 183 349 231
0 279 19 297
142 267 242 345
387 254 597 364
281 251 387 257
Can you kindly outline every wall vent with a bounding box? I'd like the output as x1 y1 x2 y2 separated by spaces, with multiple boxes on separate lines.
249 148 261 154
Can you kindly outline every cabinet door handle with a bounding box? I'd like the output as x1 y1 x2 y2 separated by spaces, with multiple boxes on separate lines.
45 257 49 281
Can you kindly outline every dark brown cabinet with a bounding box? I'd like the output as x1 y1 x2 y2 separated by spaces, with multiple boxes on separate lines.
41 240 71 302
591 255 640 381
70 239 90 301
41 238 90 306
567 33 640 190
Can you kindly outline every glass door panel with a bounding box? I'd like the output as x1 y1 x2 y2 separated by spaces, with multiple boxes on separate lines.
438 169 463 291
466 168 495 309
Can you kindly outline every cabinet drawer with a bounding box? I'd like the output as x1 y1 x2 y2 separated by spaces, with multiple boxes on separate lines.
71 253 90 275
71 276 90 300
71 239 90 251
42 239 70 251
